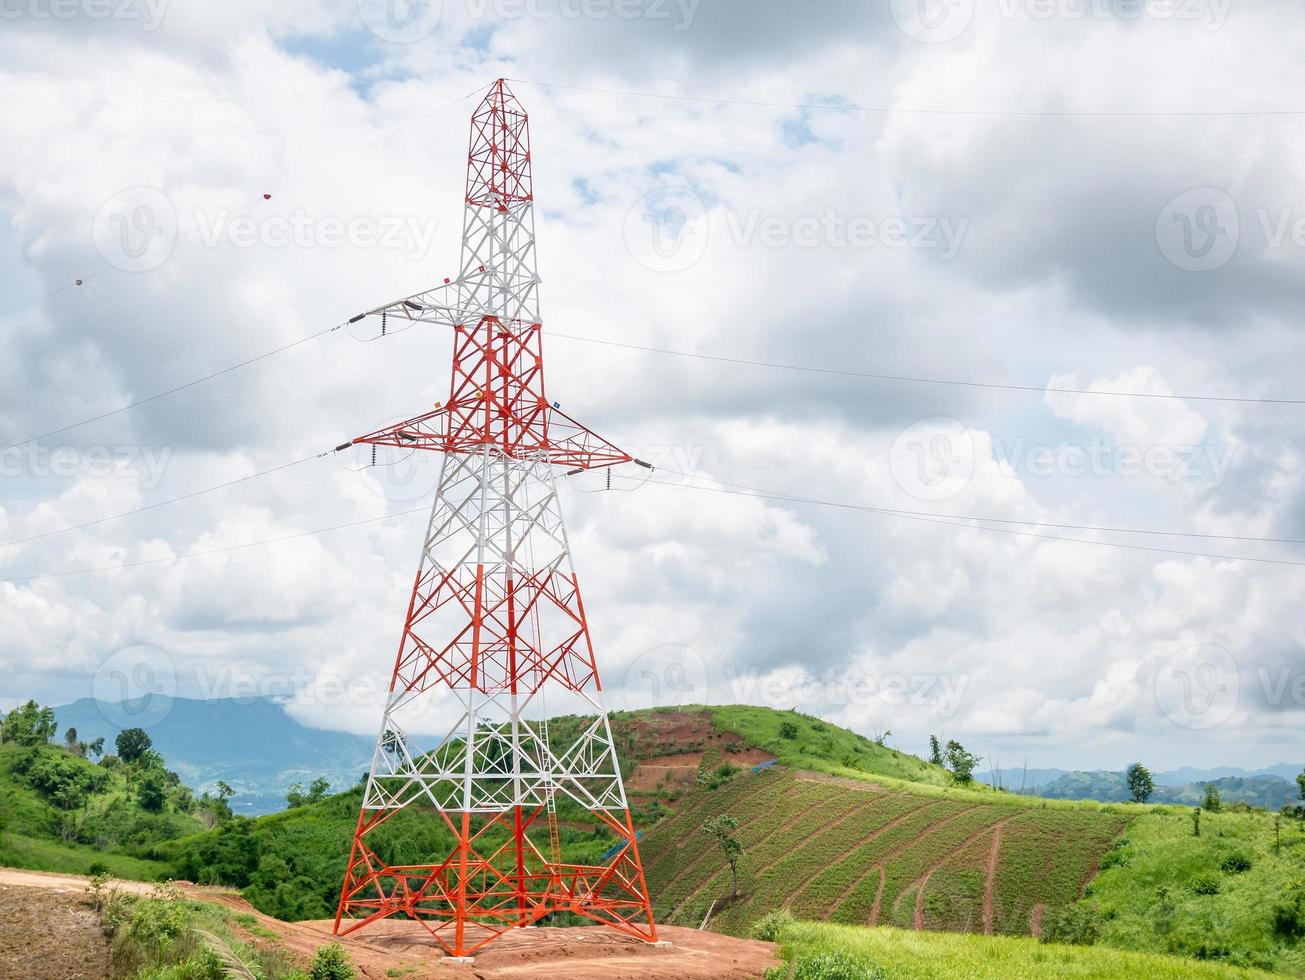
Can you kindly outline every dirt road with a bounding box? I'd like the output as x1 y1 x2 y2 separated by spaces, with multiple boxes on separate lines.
0 868 778 979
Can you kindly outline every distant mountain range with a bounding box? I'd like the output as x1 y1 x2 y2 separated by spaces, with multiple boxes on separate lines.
979 765 1304 809
53 697 374 815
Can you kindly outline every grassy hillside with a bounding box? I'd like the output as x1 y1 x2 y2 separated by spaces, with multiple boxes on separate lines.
764 919 1285 979
1081 808 1305 975
0 741 200 880
640 766 1127 937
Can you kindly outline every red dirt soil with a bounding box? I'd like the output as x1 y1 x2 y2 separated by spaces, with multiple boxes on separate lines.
625 748 774 794
0 869 779 980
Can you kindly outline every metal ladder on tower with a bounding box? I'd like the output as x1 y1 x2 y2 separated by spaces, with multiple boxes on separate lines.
541 717 562 866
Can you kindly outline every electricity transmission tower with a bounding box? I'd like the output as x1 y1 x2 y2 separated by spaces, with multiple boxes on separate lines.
332 79 658 959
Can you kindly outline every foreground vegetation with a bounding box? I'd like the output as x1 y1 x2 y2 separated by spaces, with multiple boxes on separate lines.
759 916 1285 979
86 875 354 979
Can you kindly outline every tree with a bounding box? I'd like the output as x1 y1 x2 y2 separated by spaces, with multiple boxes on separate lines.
0 701 57 746
115 727 152 764
928 735 943 767
1192 807 1201 837
701 815 745 898
137 770 167 812
87 737 106 759
944 740 981 784
1126 762 1154 804
1203 783 1222 813
63 727 79 751
1297 768 1305 802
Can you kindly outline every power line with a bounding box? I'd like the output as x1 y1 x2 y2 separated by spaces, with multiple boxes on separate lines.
635 466 1305 547
0 505 429 585
548 332 1304 407
602 468 1305 568
0 320 347 452
638 474 1305 567
9 455 1305 584
511 78 1305 119
0 453 328 550
0 85 485 323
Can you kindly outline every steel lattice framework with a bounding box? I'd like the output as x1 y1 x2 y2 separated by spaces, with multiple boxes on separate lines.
332 80 657 959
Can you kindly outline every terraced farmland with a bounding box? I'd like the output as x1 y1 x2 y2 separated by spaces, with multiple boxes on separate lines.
639 767 1128 937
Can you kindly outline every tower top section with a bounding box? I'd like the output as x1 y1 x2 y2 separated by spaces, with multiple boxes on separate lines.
467 79 533 212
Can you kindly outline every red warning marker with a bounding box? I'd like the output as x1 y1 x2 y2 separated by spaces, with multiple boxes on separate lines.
263 193 272 200
74 279 83 286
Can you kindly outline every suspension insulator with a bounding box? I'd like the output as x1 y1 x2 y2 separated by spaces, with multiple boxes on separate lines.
381 312 387 337
371 445 377 467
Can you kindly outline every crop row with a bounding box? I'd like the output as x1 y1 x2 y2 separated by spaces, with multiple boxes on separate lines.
658 780 844 921
987 809 1128 934
709 790 921 933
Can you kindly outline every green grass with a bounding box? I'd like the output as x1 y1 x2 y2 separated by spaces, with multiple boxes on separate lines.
1082 809 1305 976
765 919 1286 979
0 831 173 880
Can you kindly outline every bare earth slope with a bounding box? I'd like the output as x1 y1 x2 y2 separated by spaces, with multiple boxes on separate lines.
0 869 779 980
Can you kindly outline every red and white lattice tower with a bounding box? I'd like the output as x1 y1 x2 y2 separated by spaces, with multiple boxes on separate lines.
332 80 657 958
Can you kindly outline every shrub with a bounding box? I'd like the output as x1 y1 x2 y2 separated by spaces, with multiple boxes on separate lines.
309 943 355 980
1098 849 1130 870
1189 872 1221 896
779 722 799 740
767 950 885 980
751 909 795 942
1040 905 1101 946
1272 890 1305 939
1220 852 1252 874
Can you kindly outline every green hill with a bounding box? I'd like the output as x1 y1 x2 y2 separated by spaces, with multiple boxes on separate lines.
0 740 202 880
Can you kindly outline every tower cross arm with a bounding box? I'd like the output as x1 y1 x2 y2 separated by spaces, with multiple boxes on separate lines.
354 279 485 329
340 403 644 472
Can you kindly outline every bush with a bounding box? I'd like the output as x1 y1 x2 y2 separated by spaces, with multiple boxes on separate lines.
309 943 354 980
1040 905 1101 946
767 950 885 980
779 722 799 740
1189 872 1222 896
1272 890 1305 939
751 909 795 942
1220 852 1253 874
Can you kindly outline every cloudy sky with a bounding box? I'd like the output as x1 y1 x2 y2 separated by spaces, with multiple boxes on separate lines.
2 0 1303 774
